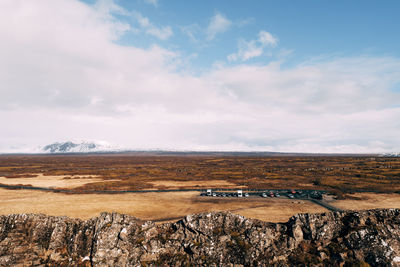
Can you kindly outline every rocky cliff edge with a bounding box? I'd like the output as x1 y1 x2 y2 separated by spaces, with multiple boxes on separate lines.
1 209 400 266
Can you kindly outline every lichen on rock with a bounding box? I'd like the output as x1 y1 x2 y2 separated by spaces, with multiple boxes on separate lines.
1 209 400 266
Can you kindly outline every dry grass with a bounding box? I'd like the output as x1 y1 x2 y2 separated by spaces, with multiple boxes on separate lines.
148 180 243 189
0 154 399 193
225 199 327 222
0 188 327 223
1 154 399 223
334 193 400 211
0 173 106 189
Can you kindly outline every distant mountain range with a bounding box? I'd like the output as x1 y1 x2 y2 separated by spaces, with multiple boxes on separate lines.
35 142 383 156
38 142 291 155
41 141 120 153
381 152 400 157
39 143 396 156
0 140 393 156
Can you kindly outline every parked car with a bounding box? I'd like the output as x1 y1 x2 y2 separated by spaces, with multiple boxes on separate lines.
206 189 212 196
311 192 322 200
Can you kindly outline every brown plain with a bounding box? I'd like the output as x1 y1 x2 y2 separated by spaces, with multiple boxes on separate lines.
0 154 399 193
0 154 400 222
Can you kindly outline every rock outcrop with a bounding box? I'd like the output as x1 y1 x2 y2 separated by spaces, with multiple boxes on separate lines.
1 209 400 266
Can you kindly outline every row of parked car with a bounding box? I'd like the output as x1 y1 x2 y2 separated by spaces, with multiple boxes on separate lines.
261 191 280 197
200 189 324 199
200 191 250 197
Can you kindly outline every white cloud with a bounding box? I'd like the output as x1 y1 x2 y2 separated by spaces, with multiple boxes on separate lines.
94 0 172 40
183 15 252 44
181 24 201 43
258 30 278 46
95 0 130 16
143 0 158 7
228 30 278 61
206 12 232 40
133 11 173 40
227 40 263 61
236 17 255 28
1 0 400 153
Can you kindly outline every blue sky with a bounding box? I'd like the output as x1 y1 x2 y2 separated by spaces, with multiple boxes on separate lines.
83 0 400 71
0 0 400 153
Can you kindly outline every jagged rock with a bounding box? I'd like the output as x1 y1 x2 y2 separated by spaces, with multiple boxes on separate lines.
1 209 400 266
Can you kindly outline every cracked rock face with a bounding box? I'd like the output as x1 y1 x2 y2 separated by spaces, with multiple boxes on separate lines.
1 209 400 266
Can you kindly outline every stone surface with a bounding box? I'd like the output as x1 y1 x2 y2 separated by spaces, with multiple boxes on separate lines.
1 209 400 266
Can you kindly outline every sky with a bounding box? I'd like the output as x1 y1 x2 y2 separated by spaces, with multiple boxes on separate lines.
1 0 400 153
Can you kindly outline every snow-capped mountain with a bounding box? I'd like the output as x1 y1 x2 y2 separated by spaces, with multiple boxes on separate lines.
381 152 400 157
41 141 121 153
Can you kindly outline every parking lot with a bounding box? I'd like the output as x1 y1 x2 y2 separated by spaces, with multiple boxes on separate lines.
199 189 343 211
200 189 326 200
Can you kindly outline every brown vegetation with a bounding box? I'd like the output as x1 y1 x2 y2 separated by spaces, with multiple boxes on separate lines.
0 154 399 193
1 154 400 222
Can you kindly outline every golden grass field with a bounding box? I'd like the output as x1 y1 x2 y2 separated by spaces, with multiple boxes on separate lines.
0 188 328 223
0 173 327 222
3 185 400 223
0 173 105 188
334 192 400 211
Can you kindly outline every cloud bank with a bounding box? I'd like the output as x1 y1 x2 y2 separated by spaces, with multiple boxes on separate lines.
0 0 399 153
